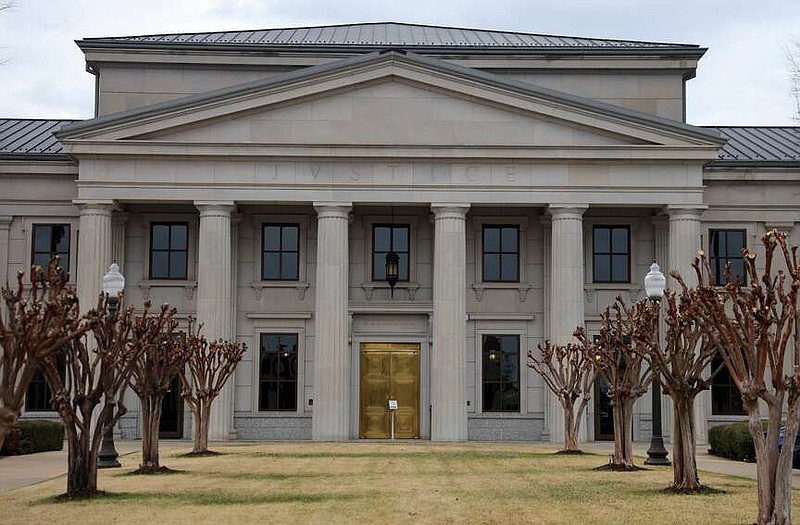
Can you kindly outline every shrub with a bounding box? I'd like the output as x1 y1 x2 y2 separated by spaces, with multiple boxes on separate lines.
708 422 755 462
0 420 65 456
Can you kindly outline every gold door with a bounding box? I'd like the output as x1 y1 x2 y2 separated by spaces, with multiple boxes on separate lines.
359 343 420 439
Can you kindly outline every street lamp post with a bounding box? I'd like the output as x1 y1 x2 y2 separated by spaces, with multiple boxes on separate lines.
644 261 670 466
98 262 124 469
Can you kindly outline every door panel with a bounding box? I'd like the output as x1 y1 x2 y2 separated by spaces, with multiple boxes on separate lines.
159 375 184 439
359 343 420 439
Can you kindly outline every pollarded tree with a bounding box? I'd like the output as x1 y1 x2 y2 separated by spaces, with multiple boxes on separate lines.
127 306 187 473
575 297 654 470
693 230 799 525
632 276 722 491
178 321 245 455
528 340 595 453
37 298 172 497
0 261 90 451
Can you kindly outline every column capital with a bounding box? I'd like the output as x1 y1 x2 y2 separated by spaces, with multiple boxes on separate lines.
652 215 669 230
547 204 588 220
314 202 352 219
73 200 117 215
431 203 470 220
665 205 706 220
195 201 236 217
0 216 12 228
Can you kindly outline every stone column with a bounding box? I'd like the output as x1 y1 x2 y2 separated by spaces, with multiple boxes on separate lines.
653 216 672 440
195 201 235 440
76 202 115 312
111 213 128 273
0 216 11 287
312 203 352 441
547 204 587 443
539 215 552 442
431 204 469 441
667 206 706 444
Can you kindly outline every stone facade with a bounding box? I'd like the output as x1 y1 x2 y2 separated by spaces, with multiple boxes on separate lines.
3 23 798 445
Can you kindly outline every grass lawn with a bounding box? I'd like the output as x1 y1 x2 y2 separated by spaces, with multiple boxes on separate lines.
0 442 790 524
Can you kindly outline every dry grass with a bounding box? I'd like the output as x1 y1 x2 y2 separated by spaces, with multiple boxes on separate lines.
0 442 791 524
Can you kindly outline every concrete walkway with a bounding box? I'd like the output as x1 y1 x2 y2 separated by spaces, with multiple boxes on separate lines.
2 439 799 492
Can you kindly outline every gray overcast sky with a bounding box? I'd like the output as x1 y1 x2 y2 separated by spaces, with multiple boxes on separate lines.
1 0 799 125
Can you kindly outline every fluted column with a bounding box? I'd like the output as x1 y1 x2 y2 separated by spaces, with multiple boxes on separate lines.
431 204 469 441
653 216 672 440
667 206 706 444
0 216 11 287
539 215 552 442
111 213 128 273
547 204 587 443
196 201 235 440
76 202 114 312
312 203 352 440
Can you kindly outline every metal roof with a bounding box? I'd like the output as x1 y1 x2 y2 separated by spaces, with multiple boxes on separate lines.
704 127 800 164
80 22 700 51
0 119 77 159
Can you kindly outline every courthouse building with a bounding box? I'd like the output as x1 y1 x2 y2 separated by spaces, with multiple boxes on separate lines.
2 22 799 444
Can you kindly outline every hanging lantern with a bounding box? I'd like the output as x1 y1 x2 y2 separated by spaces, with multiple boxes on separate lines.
385 251 400 297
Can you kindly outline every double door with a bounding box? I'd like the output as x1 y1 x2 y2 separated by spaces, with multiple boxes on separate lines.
359 343 420 439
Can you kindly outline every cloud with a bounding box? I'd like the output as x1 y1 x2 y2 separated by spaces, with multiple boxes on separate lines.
0 0 798 124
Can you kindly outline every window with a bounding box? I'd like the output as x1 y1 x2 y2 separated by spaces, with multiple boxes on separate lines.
711 354 745 415
149 223 188 279
262 224 300 281
482 226 519 282
372 225 409 281
482 335 520 412
32 224 70 273
593 226 629 283
709 229 746 285
25 356 65 412
259 333 298 411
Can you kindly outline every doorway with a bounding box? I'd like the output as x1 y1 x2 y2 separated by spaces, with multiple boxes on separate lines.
594 376 614 441
159 375 184 439
359 343 420 439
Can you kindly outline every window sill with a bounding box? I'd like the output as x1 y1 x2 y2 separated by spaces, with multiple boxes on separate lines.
471 282 532 302
584 283 640 290
708 414 749 422
139 280 197 300
362 282 420 301
237 411 309 418
251 281 310 301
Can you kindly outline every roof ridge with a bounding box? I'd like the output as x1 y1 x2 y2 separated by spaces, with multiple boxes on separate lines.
79 21 699 48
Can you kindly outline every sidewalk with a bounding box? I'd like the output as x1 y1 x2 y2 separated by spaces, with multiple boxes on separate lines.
2 439 799 492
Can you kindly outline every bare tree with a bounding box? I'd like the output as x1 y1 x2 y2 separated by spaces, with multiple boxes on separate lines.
528 340 595 453
127 307 187 473
789 41 800 122
0 261 89 451
575 298 654 470
38 298 175 497
178 321 245 455
693 231 799 525
633 277 722 491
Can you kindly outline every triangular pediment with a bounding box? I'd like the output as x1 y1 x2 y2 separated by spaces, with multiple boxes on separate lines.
135 79 646 147
58 51 725 155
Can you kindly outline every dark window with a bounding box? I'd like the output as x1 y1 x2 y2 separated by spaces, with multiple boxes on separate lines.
259 333 298 411
25 357 66 412
593 226 630 283
149 223 189 279
709 229 747 285
482 335 520 412
482 226 519 282
372 225 410 281
711 354 745 415
262 224 300 281
32 224 70 274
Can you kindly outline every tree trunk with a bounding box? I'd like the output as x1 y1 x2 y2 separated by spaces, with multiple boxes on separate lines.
65 423 97 496
611 399 635 468
770 401 799 525
671 396 701 490
562 402 579 452
748 401 779 525
193 399 211 454
140 395 164 469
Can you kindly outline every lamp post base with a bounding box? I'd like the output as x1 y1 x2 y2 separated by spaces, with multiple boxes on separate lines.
98 428 121 469
645 436 670 466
